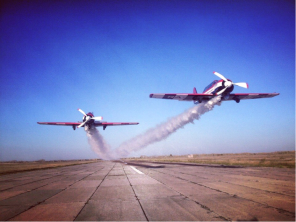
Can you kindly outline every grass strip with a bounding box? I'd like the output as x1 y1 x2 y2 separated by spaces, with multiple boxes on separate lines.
0 160 100 175
124 151 295 168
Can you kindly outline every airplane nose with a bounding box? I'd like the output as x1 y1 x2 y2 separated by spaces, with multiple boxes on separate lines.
225 81 232 88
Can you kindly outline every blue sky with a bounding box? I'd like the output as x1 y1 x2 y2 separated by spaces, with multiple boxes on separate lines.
0 0 294 161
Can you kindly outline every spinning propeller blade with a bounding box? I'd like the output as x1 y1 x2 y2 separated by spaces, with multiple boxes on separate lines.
78 108 87 116
77 109 103 128
77 122 86 128
92 116 103 121
213 71 248 94
216 87 227 95
233 82 249 89
213 71 227 81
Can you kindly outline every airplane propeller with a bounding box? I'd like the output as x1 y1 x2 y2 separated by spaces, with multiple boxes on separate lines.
213 71 248 95
77 108 103 128
78 108 87 116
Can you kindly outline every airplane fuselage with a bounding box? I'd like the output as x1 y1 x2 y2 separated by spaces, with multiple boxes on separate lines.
82 112 96 129
203 79 234 95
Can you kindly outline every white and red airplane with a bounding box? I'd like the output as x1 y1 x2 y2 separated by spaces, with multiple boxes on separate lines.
37 108 139 131
150 71 279 103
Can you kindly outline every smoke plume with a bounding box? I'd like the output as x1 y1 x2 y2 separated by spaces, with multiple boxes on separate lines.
86 128 114 160
114 96 222 158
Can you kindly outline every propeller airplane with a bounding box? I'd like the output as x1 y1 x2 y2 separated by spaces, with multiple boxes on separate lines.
38 108 139 131
150 71 279 104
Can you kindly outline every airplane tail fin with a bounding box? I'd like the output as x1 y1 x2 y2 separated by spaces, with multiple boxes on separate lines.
193 87 199 104
193 87 197 94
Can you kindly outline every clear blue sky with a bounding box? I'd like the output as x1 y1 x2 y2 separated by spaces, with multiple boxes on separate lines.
0 0 294 161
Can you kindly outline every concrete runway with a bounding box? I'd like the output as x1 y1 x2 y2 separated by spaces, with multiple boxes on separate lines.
0 161 294 221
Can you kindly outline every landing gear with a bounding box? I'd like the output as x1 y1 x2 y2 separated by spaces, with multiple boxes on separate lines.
194 99 202 104
234 97 240 103
103 125 107 130
223 94 230 100
72 125 76 130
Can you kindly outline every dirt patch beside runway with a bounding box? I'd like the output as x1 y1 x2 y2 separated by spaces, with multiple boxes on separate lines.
124 151 295 168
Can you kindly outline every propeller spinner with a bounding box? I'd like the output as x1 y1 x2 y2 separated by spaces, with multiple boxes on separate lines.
213 72 248 95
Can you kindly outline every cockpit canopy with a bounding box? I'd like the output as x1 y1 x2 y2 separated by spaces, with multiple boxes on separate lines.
86 112 94 117
203 80 218 93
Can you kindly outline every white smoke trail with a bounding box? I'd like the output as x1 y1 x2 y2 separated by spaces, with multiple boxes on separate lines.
114 96 222 158
86 128 114 160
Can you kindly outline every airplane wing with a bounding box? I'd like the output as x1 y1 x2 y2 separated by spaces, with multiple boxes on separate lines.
37 121 138 131
37 122 81 126
94 122 139 130
225 93 280 101
38 122 139 126
94 122 139 127
149 93 214 101
149 93 279 102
